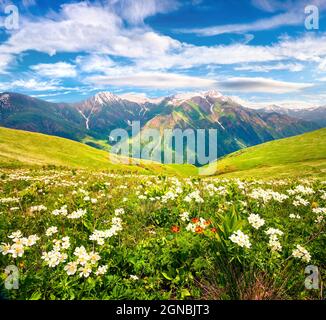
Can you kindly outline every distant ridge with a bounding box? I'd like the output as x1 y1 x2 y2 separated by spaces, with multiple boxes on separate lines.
0 91 323 161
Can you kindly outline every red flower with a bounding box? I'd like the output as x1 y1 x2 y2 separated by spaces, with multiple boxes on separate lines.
211 228 217 233
171 225 180 233
195 226 203 234
192 218 200 224
204 220 211 226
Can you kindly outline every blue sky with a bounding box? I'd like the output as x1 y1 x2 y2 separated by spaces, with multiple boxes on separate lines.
0 0 326 107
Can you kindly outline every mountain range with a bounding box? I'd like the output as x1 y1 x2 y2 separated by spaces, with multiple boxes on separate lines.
256 105 326 127
0 91 324 164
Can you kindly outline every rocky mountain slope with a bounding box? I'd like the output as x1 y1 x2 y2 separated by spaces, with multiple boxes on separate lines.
0 91 323 162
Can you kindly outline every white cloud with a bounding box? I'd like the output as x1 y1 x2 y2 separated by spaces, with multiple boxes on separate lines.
218 77 313 94
108 0 179 25
76 54 115 73
136 43 282 70
148 33 326 70
318 59 326 72
251 0 298 13
179 0 326 36
0 0 36 9
273 34 326 63
85 70 313 94
1 2 326 75
251 0 326 13
0 2 180 59
0 0 325 97
0 79 62 92
235 62 304 72
31 91 73 98
130 33 326 72
0 54 14 74
30 62 77 78
0 78 92 94
11 79 61 91
0 3 122 56
85 72 216 89
179 12 302 36
22 0 36 8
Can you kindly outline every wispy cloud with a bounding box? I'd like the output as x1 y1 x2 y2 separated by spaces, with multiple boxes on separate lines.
251 0 326 13
0 2 180 59
1 2 326 73
76 54 115 73
318 59 326 72
235 62 304 72
178 0 326 36
0 54 14 74
0 0 36 9
0 79 62 92
85 70 313 94
251 0 299 13
218 77 313 94
107 0 179 25
0 0 324 103
85 72 216 89
31 62 77 78
22 0 36 8
178 12 303 36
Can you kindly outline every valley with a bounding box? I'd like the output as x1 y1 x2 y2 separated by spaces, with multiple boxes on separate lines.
1 91 323 164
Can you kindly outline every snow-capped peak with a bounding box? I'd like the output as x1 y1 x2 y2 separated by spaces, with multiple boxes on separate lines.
118 93 164 105
204 90 223 99
168 90 225 106
94 92 121 105
168 91 205 106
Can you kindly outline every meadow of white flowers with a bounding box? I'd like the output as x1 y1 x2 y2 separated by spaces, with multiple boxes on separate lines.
0 169 325 300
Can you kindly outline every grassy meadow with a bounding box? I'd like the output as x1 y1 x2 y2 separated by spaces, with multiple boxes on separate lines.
0 127 196 176
0 127 325 300
206 128 326 179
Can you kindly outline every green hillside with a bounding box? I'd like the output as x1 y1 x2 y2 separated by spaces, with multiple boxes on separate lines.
1 126 325 179
0 127 196 176
204 128 326 179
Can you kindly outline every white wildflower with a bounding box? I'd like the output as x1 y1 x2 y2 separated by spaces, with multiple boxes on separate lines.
248 214 265 229
30 205 47 213
95 265 108 276
229 230 251 249
8 230 23 239
46 226 58 237
64 262 78 276
52 205 68 216
180 212 190 222
0 243 11 255
289 214 301 219
114 208 125 216
265 228 284 236
68 208 87 219
292 245 311 263
79 264 92 278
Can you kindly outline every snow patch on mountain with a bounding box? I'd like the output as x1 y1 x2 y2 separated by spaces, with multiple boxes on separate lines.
94 92 121 105
168 90 225 106
119 93 163 105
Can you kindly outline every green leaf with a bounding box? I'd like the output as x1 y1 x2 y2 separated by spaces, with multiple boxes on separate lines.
162 272 173 281
29 291 42 300
181 288 191 299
